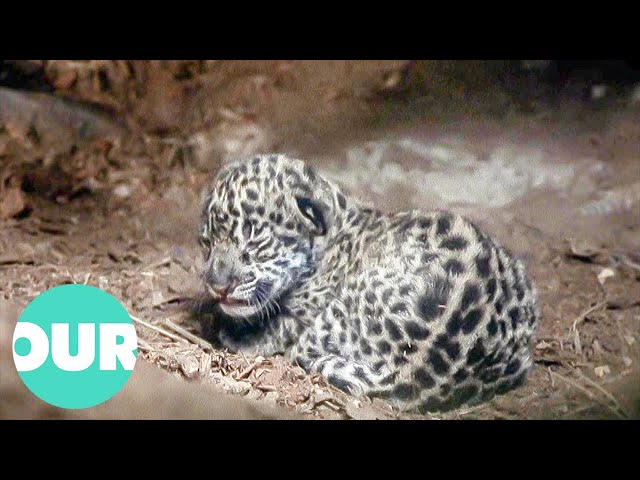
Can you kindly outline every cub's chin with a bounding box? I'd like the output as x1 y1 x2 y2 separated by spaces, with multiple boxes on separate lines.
218 301 261 318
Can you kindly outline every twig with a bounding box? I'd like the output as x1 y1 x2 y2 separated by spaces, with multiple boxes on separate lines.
236 356 265 380
255 384 277 392
571 301 606 332
563 364 630 418
162 318 215 351
137 337 153 351
130 314 187 344
548 369 626 419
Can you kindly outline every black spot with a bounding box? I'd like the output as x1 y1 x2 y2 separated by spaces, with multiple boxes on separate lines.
485 278 497 302
380 372 398 386
421 252 438 263
350 332 358 343
336 192 347 210
282 236 297 247
359 339 373 356
446 311 463 336
377 340 392 355
505 358 521 375
420 396 442 412
467 339 486 366
405 321 430 340
414 368 436 388
501 279 512 302
461 308 483 334
453 384 479 404
499 320 507 337
480 367 502 383
440 383 452 395
328 375 353 392
256 206 265 216
508 307 522 328
392 383 415 400
240 202 254 215
416 278 451 321
461 283 481 311
394 355 409 366
444 259 465 276
436 215 452 236
495 381 512 395
475 255 491 278
434 334 460 360
497 255 505 273
481 351 505 368
512 371 527 387
322 335 338 355
399 284 412 296
373 360 385 372
440 236 468 251
384 318 403 341
515 282 526 302
339 332 347 344
353 367 374 386
486 316 499 336
398 342 417 356
370 322 383 335
453 369 470 383
418 218 432 229
428 350 450 376
390 302 408 314
495 300 504 315
334 359 346 370
246 189 259 201
382 288 394 304
397 219 416 235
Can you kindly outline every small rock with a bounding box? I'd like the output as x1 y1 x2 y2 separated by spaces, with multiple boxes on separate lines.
179 355 200 379
622 357 632 368
150 290 164 307
630 83 640 104
230 381 252 396
597 267 615 285
113 184 132 199
594 365 610 378
263 391 279 404
590 84 607 100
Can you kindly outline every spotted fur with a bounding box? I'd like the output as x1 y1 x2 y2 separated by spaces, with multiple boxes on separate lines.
199 154 539 412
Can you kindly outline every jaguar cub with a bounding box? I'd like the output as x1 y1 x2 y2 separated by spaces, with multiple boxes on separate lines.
198 154 538 412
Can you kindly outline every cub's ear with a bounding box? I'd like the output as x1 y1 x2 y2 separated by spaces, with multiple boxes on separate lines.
295 196 328 236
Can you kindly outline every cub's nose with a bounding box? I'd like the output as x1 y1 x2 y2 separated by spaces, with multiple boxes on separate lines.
206 279 238 301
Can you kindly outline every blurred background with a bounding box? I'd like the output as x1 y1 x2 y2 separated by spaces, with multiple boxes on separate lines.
0 60 638 419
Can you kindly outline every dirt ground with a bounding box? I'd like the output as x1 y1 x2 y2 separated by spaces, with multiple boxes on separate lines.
1 60 638 419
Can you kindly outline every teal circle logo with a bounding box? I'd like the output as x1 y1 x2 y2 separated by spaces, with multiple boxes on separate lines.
12 284 138 409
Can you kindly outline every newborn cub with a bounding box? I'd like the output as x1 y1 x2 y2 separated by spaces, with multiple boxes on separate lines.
199 154 538 412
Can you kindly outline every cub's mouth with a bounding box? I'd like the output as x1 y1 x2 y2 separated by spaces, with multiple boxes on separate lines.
205 281 276 319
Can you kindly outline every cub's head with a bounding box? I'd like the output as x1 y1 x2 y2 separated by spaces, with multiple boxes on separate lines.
199 154 349 319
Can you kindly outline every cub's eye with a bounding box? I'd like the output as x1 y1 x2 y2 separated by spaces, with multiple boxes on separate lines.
295 197 327 236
